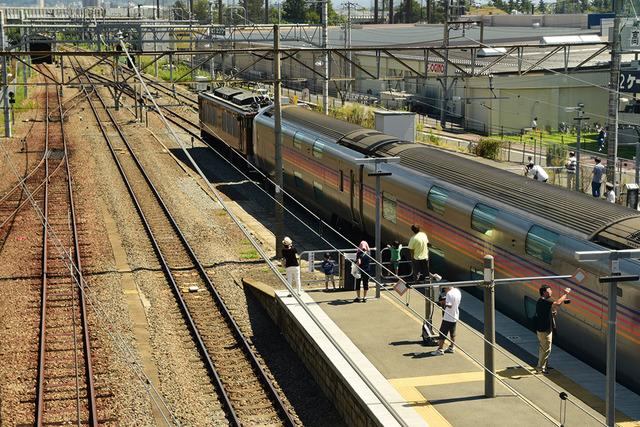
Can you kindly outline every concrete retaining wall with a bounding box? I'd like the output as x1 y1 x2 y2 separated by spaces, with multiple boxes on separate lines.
243 279 384 427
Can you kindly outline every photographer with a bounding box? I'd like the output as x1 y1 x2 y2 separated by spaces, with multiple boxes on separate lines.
534 285 571 374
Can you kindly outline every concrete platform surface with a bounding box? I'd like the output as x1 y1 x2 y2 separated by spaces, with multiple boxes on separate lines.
301 285 640 427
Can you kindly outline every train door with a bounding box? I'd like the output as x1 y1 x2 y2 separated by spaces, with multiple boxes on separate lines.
350 166 363 225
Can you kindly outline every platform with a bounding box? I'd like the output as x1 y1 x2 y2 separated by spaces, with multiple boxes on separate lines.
277 282 640 427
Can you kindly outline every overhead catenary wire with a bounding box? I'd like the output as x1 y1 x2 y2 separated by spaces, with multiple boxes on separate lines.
0 85 181 426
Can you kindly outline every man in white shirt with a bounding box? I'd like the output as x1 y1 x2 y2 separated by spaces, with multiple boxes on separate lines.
431 286 462 355
525 162 548 183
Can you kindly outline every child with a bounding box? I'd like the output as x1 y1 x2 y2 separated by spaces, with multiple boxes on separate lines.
388 241 402 275
321 253 336 291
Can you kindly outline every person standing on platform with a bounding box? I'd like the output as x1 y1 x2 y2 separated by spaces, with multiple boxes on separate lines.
408 224 429 285
321 253 336 291
591 157 605 198
431 286 462 355
565 151 577 189
354 241 372 303
281 237 301 290
531 117 538 131
534 285 571 374
388 241 402 276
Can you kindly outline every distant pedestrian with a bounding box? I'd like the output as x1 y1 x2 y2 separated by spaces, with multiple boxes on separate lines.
431 286 462 356
531 117 538 131
321 253 336 291
591 157 605 198
605 183 616 204
534 285 571 374
281 237 301 290
525 162 548 183
565 151 577 189
388 241 402 275
597 129 606 152
408 224 429 285
354 241 372 303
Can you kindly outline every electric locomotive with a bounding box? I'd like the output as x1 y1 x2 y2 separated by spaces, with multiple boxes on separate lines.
199 88 640 392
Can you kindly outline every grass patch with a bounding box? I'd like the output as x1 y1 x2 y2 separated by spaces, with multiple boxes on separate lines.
239 240 260 260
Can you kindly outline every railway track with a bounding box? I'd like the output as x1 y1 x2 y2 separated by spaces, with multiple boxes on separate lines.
31 77 99 426
73 59 296 426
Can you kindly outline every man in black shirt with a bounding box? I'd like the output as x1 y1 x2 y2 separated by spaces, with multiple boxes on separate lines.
535 285 571 374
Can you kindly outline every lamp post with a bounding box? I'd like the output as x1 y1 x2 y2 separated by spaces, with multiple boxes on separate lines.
566 103 588 192
354 156 401 298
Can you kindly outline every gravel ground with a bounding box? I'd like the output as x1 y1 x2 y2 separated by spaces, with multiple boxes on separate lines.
112 90 345 426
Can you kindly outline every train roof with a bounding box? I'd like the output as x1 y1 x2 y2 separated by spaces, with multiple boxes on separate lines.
382 144 640 243
276 105 640 246
200 87 268 113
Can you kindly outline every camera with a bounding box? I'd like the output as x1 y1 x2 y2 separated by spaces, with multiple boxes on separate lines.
563 299 571 304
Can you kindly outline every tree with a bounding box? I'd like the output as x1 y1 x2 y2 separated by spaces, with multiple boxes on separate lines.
282 0 306 23
173 0 189 19
537 0 546 13
192 0 211 21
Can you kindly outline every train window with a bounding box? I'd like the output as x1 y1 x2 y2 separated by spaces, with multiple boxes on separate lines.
313 181 323 202
293 133 302 150
294 171 303 188
427 186 448 215
471 204 498 236
312 141 324 159
382 192 397 223
525 225 558 264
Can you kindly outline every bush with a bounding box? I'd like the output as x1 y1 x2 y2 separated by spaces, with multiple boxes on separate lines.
473 138 503 160
546 143 567 167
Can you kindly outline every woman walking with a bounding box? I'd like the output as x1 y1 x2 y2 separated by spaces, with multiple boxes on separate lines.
354 241 372 303
281 236 301 290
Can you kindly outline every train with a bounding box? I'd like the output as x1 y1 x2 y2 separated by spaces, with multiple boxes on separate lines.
198 87 640 392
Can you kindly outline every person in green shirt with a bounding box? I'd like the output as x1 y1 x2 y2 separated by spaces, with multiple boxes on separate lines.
407 224 429 284
388 241 402 275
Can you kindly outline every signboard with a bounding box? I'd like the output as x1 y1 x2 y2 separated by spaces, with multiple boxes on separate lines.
619 70 640 93
211 26 225 37
620 22 640 52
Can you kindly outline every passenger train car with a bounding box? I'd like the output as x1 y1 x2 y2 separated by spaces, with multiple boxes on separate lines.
199 87 640 392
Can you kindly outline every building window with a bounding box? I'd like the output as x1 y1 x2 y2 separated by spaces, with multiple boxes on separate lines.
312 141 324 158
427 186 448 215
525 225 558 264
294 171 304 189
313 181 323 202
382 192 397 223
471 204 498 236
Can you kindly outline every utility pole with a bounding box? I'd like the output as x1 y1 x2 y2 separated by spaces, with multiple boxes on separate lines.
322 0 329 114
265 0 269 23
343 2 355 100
274 24 284 258
390 0 394 23
606 0 623 192
374 0 379 24
1 11 11 138
483 255 496 398
439 1 449 130
218 0 223 24
570 103 588 192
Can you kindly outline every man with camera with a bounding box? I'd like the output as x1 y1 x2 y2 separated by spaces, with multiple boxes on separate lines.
534 285 571 374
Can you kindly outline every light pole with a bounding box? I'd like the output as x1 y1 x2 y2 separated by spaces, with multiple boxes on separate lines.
274 25 284 258
566 103 588 192
576 249 640 427
355 156 401 299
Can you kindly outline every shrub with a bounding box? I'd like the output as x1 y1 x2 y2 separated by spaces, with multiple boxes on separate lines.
473 138 503 160
546 143 567 167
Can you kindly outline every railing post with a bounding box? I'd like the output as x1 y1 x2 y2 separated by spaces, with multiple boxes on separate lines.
483 255 496 398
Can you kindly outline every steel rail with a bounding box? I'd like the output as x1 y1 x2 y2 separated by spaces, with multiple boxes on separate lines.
57 84 99 426
35 81 50 427
73 59 295 427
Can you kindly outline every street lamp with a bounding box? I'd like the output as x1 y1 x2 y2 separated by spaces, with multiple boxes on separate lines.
354 156 401 298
